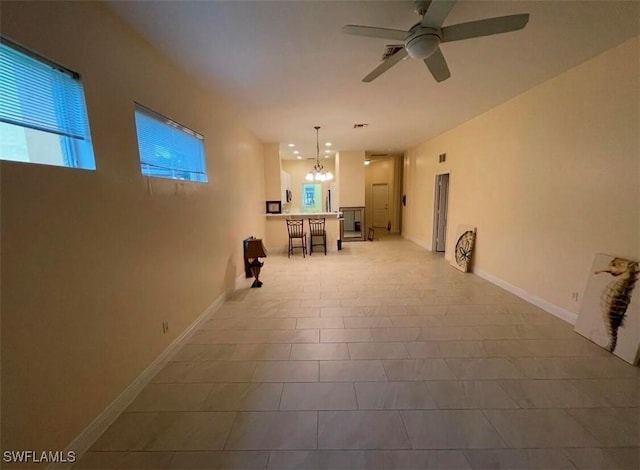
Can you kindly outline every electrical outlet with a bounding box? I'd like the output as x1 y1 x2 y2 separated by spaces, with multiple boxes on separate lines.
162 321 169 334
571 292 579 302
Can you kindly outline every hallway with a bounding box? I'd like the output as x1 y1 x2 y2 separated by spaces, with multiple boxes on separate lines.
77 237 638 469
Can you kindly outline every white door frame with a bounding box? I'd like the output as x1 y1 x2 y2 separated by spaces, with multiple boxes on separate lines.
432 173 449 252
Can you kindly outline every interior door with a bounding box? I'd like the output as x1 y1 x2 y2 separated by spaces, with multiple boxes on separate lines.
372 183 389 228
433 174 449 252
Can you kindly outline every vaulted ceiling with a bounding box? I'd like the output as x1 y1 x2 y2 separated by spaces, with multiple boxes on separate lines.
107 1 639 159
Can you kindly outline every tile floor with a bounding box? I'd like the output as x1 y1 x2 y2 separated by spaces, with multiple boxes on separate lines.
76 236 639 469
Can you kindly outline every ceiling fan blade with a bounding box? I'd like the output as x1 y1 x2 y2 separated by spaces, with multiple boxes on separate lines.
343 25 408 41
424 47 450 82
441 14 530 43
363 48 408 82
421 0 456 28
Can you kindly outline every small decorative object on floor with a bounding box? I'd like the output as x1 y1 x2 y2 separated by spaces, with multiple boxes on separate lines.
450 225 476 273
368 227 375 241
575 254 639 365
245 239 267 288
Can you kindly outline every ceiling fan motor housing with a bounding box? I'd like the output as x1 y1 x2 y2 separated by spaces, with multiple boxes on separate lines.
405 27 441 60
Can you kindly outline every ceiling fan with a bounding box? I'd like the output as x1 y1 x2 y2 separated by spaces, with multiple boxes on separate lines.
343 0 529 83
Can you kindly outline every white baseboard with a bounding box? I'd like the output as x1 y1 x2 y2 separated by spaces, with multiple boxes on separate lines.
52 289 230 469
474 268 578 325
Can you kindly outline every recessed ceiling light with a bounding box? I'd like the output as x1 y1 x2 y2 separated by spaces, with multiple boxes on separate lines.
296 156 302 159
288 143 295 147
325 142 332 147
293 150 299 154
364 160 371 165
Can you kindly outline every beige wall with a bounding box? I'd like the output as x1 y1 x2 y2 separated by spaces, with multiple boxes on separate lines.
1 1 265 456
403 36 639 316
263 143 282 201
337 151 365 207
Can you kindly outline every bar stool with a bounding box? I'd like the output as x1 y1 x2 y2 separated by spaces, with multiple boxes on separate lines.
308 218 327 255
286 219 307 258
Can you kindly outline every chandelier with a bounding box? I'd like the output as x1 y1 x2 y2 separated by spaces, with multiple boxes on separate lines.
305 126 333 182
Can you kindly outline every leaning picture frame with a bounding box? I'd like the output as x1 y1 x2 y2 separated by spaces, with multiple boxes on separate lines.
265 200 282 214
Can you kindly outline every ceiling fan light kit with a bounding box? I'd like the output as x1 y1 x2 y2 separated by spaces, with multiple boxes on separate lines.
305 126 333 182
343 0 529 83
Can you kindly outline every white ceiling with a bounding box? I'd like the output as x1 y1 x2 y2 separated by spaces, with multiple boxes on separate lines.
107 1 639 160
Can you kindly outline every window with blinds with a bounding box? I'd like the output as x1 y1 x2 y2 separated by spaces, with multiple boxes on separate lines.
0 38 96 169
134 104 208 183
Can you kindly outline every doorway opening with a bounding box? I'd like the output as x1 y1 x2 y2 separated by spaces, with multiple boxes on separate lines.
432 173 449 252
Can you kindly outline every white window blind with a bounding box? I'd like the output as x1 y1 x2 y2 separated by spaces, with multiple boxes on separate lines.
134 105 208 183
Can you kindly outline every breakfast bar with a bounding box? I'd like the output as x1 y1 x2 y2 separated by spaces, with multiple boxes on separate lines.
265 212 342 254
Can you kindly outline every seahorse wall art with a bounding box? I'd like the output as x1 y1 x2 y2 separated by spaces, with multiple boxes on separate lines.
575 254 640 366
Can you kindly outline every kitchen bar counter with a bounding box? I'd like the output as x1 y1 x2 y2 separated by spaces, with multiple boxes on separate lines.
266 211 342 219
265 212 341 253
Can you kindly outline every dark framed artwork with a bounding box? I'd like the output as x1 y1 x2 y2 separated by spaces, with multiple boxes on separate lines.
266 200 282 214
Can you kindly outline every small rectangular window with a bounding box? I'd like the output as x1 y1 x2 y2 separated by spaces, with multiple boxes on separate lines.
134 104 208 183
0 38 96 170
302 183 322 213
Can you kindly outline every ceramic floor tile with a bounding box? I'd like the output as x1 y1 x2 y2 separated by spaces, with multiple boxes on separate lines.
167 451 269 469
321 328 374 342
563 447 640 469
565 408 639 446
252 361 319 382
203 383 283 411
320 307 368 317
463 449 575 469
370 327 422 342
153 362 257 383
73 451 174 469
267 450 471 469
445 358 525 379
91 412 236 451
344 317 394 328
382 359 456 380
569 378 639 407
128 383 212 411
419 327 481 341
171 344 237 362
355 381 437 410
348 342 409 359
498 379 604 408
228 344 293 361
203 318 296 330
319 360 388 382
483 409 601 448
83 238 639 462
296 317 344 329
318 411 411 449
224 411 317 450
280 382 357 410
427 380 518 409
401 410 507 449
290 343 349 360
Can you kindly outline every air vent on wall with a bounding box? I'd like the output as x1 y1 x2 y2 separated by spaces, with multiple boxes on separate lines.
353 123 369 129
371 153 388 157
439 153 446 163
